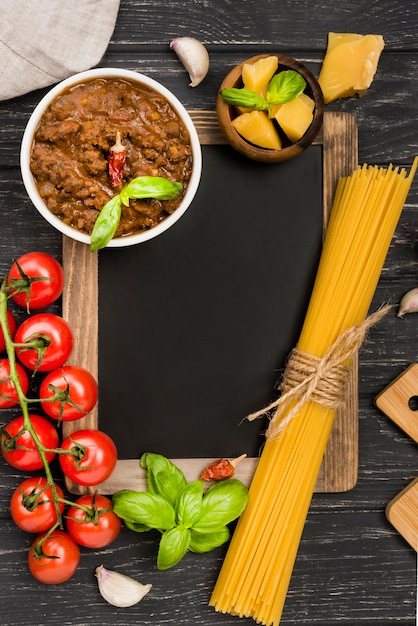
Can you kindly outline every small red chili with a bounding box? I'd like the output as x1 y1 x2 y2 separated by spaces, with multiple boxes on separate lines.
200 454 247 481
108 131 126 187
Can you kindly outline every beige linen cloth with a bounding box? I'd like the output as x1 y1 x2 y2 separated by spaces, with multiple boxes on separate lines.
0 0 120 101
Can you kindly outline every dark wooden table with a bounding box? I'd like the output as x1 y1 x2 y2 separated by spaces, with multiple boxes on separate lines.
1 1 418 624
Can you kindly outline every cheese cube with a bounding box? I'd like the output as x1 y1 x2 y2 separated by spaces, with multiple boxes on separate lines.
242 56 279 94
232 110 282 150
298 92 315 112
273 94 314 142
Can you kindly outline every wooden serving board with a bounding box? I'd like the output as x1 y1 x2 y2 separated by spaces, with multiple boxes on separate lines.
61 110 358 495
376 364 418 549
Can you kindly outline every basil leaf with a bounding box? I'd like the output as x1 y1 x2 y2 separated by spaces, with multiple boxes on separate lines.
176 481 204 527
220 87 269 111
189 526 230 553
124 519 152 533
120 176 183 205
90 176 182 251
191 479 248 533
157 526 191 570
112 489 176 530
141 452 187 508
90 194 122 251
266 70 306 105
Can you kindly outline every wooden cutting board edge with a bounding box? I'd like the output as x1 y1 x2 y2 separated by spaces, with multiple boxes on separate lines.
376 363 418 550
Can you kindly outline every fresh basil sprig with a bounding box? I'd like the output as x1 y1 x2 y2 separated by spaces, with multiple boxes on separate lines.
112 452 249 570
141 450 187 507
220 87 269 111
266 70 306 104
90 176 183 251
112 490 176 530
90 195 123 252
221 69 306 116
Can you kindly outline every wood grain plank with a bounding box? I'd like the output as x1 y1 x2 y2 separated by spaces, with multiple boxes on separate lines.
321 112 359 492
112 0 418 52
61 237 98 495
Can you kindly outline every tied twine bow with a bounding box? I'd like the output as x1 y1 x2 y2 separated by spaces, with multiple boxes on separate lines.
247 305 392 439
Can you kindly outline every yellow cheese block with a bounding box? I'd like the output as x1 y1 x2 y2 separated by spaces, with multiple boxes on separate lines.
273 94 314 142
298 92 315 112
232 110 282 150
242 56 279 94
318 32 384 104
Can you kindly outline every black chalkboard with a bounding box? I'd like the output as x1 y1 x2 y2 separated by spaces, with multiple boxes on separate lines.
97 144 323 460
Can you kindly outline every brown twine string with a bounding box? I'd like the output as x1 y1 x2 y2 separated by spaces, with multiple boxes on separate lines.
247 305 393 440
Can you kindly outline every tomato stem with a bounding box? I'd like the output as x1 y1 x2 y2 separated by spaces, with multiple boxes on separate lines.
37 381 88 424
65 493 113 521
7 258 53 314
0 277 64 528
31 520 62 557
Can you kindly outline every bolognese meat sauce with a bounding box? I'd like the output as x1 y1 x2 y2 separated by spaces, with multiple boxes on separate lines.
30 78 193 238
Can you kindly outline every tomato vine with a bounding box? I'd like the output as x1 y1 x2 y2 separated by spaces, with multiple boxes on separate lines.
0 253 120 585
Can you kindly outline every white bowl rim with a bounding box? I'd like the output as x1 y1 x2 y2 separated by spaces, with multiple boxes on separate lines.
20 67 202 247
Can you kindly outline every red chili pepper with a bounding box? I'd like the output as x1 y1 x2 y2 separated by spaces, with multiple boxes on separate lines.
108 131 126 187
200 454 247 481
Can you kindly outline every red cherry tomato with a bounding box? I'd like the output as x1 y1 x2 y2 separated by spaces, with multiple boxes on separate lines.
28 529 80 584
66 493 122 548
11 477 65 533
0 358 29 408
59 429 117 486
1 414 59 470
7 252 64 311
39 365 98 421
15 313 73 372
0 309 17 354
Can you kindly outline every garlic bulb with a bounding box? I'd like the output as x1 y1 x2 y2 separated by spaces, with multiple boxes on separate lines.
170 37 209 87
397 287 418 317
95 565 152 607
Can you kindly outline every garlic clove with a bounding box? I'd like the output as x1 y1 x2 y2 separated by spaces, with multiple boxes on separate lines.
170 37 209 87
95 565 152 608
397 287 418 317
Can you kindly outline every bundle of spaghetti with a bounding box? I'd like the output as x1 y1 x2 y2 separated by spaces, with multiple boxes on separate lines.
210 157 418 626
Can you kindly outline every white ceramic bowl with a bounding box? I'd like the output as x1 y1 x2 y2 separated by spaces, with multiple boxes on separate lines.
20 68 202 247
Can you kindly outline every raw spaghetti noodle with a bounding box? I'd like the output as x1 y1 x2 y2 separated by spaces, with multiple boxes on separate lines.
210 158 418 626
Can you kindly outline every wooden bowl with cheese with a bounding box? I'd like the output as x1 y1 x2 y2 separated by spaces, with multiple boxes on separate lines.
216 54 324 163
